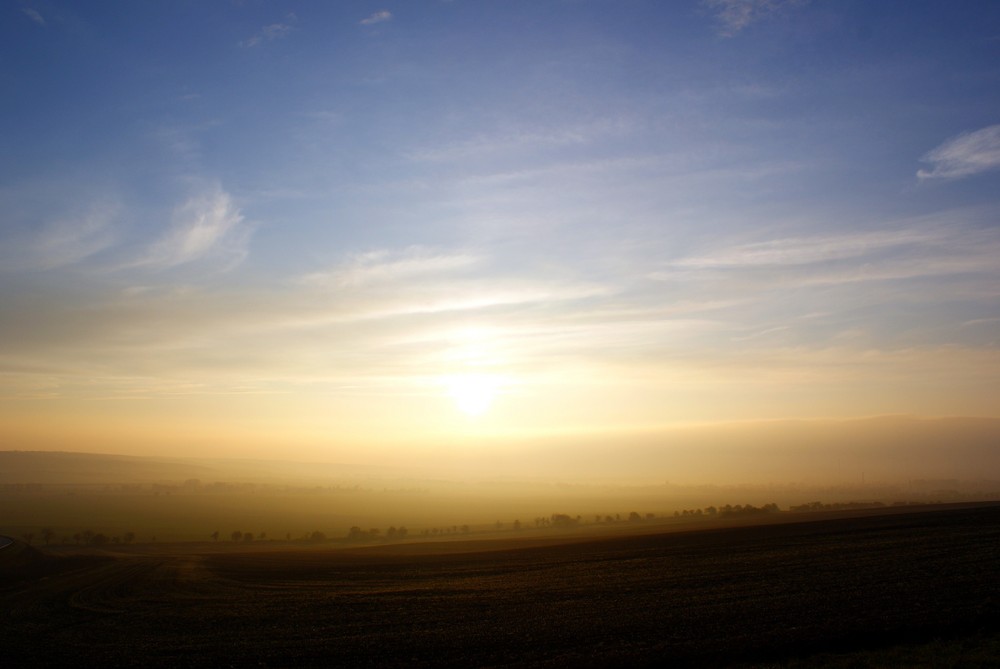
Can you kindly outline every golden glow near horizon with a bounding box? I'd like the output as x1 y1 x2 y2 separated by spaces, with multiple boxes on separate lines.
446 373 502 417
2 4 1000 477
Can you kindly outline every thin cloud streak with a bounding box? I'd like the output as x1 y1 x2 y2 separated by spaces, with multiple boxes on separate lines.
130 188 250 270
21 8 45 26
240 14 296 48
703 0 804 37
301 248 480 289
670 228 948 269
406 118 632 164
1 203 119 272
658 220 1000 289
918 124 1000 180
360 10 392 26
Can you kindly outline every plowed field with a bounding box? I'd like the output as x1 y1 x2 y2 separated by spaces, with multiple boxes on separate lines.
3 503 1000 667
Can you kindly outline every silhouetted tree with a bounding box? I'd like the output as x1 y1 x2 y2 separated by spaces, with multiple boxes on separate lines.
91 533 109 546
210 531 219 542
513 519 521 530
550 514 578 528
123 531 135 544
22 532 35 545
40 527 54 545
628 512 642 522
310 531 327 542
231 531 243 542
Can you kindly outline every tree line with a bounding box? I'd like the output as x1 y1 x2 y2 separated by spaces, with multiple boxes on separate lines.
19 501 785 547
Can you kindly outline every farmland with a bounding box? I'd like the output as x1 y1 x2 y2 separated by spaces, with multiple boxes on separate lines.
3 502 1000 667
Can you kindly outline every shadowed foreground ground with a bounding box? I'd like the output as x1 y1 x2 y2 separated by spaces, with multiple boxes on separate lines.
3 503 1000 667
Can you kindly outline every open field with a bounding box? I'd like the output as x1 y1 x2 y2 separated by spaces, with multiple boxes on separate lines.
3 503 1000 667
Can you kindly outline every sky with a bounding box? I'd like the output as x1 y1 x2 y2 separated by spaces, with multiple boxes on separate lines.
2 1 999 473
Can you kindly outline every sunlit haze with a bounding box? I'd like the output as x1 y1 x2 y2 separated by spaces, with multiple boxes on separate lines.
2 2 999 483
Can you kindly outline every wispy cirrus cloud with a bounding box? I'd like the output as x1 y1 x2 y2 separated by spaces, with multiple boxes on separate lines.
1 202 119 272
917 124 1000 180
301 247 480 289
703 0 804 37
240 14 296 48
21 7 45 26
360 10 392 26
652 218 1000 289
132 188 250 270
670 228 946 269
406 118 631 164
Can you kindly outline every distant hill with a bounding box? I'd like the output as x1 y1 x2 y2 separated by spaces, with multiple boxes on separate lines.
0 450 403 486
0 451 219 485
2 415 999 487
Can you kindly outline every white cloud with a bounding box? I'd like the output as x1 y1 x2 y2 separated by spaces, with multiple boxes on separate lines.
406 119 628 163
917 124 1000 180
240 14 296 48
653 219 1000 290
703 0 803 37
134 188 250 270
672 228 946 269
1 202 119 272
360 10 392 26
357 281 612 321
301 248 480 289
21 8 45 26
32 204 119 270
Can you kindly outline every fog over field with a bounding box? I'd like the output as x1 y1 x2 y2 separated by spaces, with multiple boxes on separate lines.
7 415 1000 485
4 415 999 544
2 1 1000 485
4 3 1000 665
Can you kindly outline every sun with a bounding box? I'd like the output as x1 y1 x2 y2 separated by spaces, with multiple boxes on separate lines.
446 373 500 417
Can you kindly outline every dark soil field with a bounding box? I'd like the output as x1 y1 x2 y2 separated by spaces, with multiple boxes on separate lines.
3 503 1000 667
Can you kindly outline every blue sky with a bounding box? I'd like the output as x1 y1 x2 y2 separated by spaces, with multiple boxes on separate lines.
2 1 999 461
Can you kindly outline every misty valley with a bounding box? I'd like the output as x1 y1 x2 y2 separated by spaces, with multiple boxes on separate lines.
3 452 1000 667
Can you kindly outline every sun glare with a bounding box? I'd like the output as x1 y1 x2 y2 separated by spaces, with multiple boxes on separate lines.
447 374 500 417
